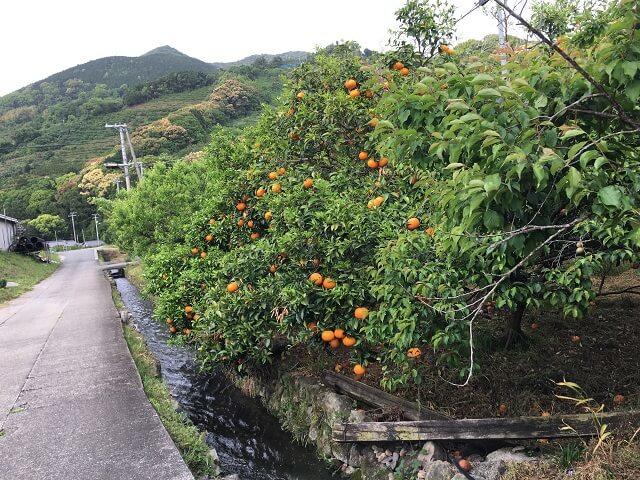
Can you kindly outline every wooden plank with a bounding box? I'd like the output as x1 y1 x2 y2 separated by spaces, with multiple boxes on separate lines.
98 261 139 271
322 371 449 421
332 411 640 442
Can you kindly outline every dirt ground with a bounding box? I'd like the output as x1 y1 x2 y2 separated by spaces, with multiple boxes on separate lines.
277 268 640 421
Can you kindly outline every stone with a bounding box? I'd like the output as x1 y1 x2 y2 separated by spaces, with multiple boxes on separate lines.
417 470 426 479
485 447 534 463
469 460 506 480
207 447 219 463
220 475 240 480
320 391 352 424
422 460 456 480
468 453 485 463
348 444 362 467
332 443 351 464
419 441 446 463
308 424 318 442
349 408 367 423
388 452 399 470
344 466 356 475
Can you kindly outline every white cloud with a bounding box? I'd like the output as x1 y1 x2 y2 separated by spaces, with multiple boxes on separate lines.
0 0 528 95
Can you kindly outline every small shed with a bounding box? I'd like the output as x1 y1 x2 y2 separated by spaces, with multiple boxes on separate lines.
0 214 19 251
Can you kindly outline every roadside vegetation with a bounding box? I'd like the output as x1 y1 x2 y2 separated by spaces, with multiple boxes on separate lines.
122 317 218 478
0 251 58 303
103 0 639 476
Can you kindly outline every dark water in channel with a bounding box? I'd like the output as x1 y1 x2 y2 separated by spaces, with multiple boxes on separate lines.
115 278 336 480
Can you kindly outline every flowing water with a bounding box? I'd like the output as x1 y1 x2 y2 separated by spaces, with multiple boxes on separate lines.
115 278 336 479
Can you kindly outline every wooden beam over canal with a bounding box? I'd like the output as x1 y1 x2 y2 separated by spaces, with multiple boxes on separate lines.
332 410 640 443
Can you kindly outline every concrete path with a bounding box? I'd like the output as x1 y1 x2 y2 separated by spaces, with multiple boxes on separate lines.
0 249 193 480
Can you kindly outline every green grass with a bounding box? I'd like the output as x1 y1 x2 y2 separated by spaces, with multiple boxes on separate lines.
121 310 217 478
0 252 59 304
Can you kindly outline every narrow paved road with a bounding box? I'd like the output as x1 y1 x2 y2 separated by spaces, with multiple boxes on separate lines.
0 249 193 480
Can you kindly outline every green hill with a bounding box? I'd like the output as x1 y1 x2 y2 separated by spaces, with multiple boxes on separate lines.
0 46 297 237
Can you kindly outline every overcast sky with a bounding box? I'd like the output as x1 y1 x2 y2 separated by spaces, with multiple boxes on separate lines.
0 0 525 96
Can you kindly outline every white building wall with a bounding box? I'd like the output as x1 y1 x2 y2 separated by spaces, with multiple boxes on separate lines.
0 219 17 251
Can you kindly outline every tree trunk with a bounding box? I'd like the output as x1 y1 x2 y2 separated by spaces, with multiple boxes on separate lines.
504 303 526 349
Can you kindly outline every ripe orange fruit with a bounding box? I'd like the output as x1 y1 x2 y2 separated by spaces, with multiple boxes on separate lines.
237 219 245 227
571 335 581 343
191 247 199 255
364 89 374 98
268 171 278 180
256 187 266 197
393 61 404 70
372 196 384 207
407 347 422 358
205 234 213 242
353 364 366 375
183 328 191 336
227 282 239 293
200 251 207 259
278 167 286 175
303 178 314 189
334 329 345 339
169 326 177 334
329 338 341 349
354 307 369 320
166 318 174 325
425 227 435 237
264 211 273 221
250 232 260 240
269 264 278 274
246 220 254 228
321 330 335 342
290 132 300 141
378 157 388 167
440 44 455 55
236 202 246 211
342 336 356 347
614 394 625 405
309 272 324 286
184 306 193 313
322 277 336 289
349 89 360 98
367 159 379 169
407 217 421 230
368 117 379 127
296 91 305 100
344 78 357 90
458 459 472 472
272 183 282 193
498 404 508 415
530 322 539 331
307 322 318 331
358 151 369 161
209 218 216 225
400 67 410 76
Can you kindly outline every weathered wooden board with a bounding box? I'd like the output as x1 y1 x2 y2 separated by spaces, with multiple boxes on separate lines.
323 371 449 421
98 261 139 271
332 411 640 443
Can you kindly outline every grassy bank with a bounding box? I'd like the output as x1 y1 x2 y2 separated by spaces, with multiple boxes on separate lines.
0 251 58 304
122 324 218 478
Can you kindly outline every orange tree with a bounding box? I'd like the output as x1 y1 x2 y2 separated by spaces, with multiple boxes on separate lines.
371 0 639 384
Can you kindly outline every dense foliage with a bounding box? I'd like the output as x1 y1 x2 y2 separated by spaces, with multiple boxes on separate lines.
106 1 639 390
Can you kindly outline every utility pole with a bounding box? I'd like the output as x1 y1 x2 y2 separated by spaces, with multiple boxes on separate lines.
124 127 142 180
82 230 86 244
106 123 141 190
92 214 100 243
497 4 507 68
69 212 78 244
113 178 122 193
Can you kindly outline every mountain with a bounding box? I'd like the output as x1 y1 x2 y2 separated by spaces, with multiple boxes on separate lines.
211 51 310 68
40 47 218 89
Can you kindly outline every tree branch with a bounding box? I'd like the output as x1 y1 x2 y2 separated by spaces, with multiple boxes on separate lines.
491 0 640 130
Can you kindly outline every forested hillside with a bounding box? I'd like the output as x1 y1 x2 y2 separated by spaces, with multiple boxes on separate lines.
0 47 304 237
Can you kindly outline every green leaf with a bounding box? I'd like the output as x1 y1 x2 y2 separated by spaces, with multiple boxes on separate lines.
458 113 483 122
483 209 503 229
533 164 547 188
534 95 548 108
445 162 465 170
484 174 501 193
597 186 622 208
471 73 494 84
476 88 502 98
562 128 586 140
594 157 608 170
567 167 581 188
